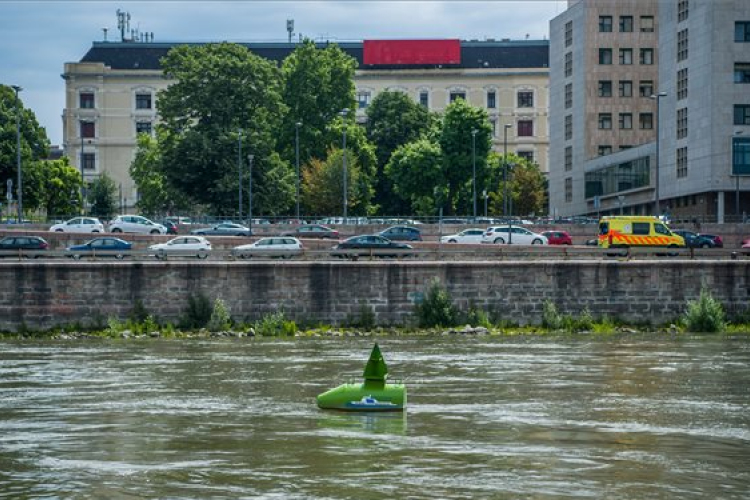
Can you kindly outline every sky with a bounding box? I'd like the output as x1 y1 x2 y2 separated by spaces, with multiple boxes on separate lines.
0 0 567 146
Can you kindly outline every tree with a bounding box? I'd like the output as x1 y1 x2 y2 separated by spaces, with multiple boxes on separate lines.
130 133 190 216
301 148 365 216
366 90 435 214
87 172 118 220
385 138 444 216
40 157 83 218
0 84 50 215
439 98 493 216
157 43 287 214
280 40 358 168
488 153 547 217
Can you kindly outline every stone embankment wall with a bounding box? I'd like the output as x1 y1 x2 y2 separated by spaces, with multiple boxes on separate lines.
1 260 749 332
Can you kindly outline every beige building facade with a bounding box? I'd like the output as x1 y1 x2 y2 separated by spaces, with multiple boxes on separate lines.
62 40 550 209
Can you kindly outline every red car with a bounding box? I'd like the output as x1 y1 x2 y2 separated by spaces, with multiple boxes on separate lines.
541 230 573 245
699 234 723 248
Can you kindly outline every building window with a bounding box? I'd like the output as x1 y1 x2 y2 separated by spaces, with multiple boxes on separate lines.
357 91 371 109
619 113 633 130
639 80 654 97
517 91 533 108
79 92 95 109
734 105 750 125
598 80 613 97
598 113 612 130
599 48 613 65
565 146 572 171
619 48 633 65
565 177 573 203
565 83 572 109
487 90 496 109
598 145 613 156
491 119 497 137
136 121 153 136
677 29 688 62
619 16 633 33
518 151 534 163
449 91 466 102
80 121 95 138
565 21 573 47
676 146 688 178
677 68 689 99
678 0 689 23
565 52 573 77
599 16 613 33
735 63 750 83
419 90 429 108
639 112 653 130
677 108 688 139
736 22 750 42
641 16 654 33
619 80 633 97
734 137 750 175
82 152 96 171
640 48 654 65
517 120 534 137
135 93 152 110
565 115 572 140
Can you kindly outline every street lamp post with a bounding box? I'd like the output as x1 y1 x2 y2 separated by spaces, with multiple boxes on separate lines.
238 129 243 222
483 189 488 217
12 85 22 223
248 154 254 235
79 135 87 215
503 124 512 243
650 91 667 216
341 108 349 220
471 129 478 219
295 121 301 220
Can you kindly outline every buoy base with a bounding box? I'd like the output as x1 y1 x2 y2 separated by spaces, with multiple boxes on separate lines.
316 383 406 412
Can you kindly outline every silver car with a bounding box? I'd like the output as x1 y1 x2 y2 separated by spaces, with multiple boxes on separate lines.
109 215 167 235
481 226 548 245
49 217 104 233
232 237 303 259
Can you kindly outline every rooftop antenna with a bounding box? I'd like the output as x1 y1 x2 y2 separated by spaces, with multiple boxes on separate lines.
287 19 294 43
116 9 131 42
102 27 108 42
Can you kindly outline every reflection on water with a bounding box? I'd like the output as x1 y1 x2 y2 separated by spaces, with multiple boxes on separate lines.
1 337 749 499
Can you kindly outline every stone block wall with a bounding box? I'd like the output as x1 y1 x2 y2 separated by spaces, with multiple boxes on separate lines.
0 260 749 332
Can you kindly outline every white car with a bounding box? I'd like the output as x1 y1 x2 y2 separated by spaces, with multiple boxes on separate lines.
440 228 486 244
50 217 104 233
149 236 211 259
232 237 303 259
110 215 167 235
481 225 548 245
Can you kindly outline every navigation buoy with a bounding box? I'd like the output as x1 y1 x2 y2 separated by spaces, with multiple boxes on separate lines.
316 343 406 412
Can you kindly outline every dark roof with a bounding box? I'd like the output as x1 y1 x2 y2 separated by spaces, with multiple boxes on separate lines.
79 40 549 71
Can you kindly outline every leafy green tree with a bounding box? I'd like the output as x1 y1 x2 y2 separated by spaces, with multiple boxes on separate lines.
130 133 191 216
41 157 83 217
487 153 547 217
87 172 118 220
366 90 435 214
385 138 444 216
157 43 287 214
280 40 357 168
301 148 366 216
0 84 50 215
439 99 493 215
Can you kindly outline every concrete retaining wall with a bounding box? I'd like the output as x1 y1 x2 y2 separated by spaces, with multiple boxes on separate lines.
1 260 749 332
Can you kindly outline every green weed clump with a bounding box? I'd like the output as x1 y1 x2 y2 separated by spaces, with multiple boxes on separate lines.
415 278 459 328
208 298 232 332
254 311 297 337
542 300 563 330
464 305 492 329
682 288 726 333
347 304 376 330
182 293 213 329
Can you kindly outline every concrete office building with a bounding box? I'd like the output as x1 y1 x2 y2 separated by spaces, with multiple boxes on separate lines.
550 0 750 222
62 34 550 209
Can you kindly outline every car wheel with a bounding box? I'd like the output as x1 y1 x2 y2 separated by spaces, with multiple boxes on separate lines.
701 243 710 248
150 229 160 235
493 237 505 244
55 229 63 232
72 254 82 260
92 230 100 233
532 238 543 245
197 251 208 260
115 254 124 260
448 239 458 243
112 228 122 233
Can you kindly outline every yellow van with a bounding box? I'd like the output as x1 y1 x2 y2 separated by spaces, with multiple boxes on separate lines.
598 216 685 249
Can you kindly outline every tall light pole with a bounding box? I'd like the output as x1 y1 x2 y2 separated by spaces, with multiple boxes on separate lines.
471 129 478 218
11 85 22 223
79 135 86 215
248 154 254 236
650 91 667 216
483 189 488 217
341 108 349 220
503 124 512 218
295 121 301 220
238 129 243 222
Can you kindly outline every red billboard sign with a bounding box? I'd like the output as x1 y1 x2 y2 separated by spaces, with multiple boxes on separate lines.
363 39 461 66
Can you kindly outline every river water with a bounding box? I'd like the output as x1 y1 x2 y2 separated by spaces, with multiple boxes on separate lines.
1 336 749 499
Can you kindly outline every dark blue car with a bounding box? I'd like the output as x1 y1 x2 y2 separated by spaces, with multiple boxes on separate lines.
66 237 132 260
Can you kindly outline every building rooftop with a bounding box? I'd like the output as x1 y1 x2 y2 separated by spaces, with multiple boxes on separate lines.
79 39 549 71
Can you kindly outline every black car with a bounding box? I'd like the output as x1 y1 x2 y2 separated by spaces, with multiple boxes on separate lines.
673 230 715 248
0 236 49 258
331 235 412 259
378 225 422 242
281 224 340 239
